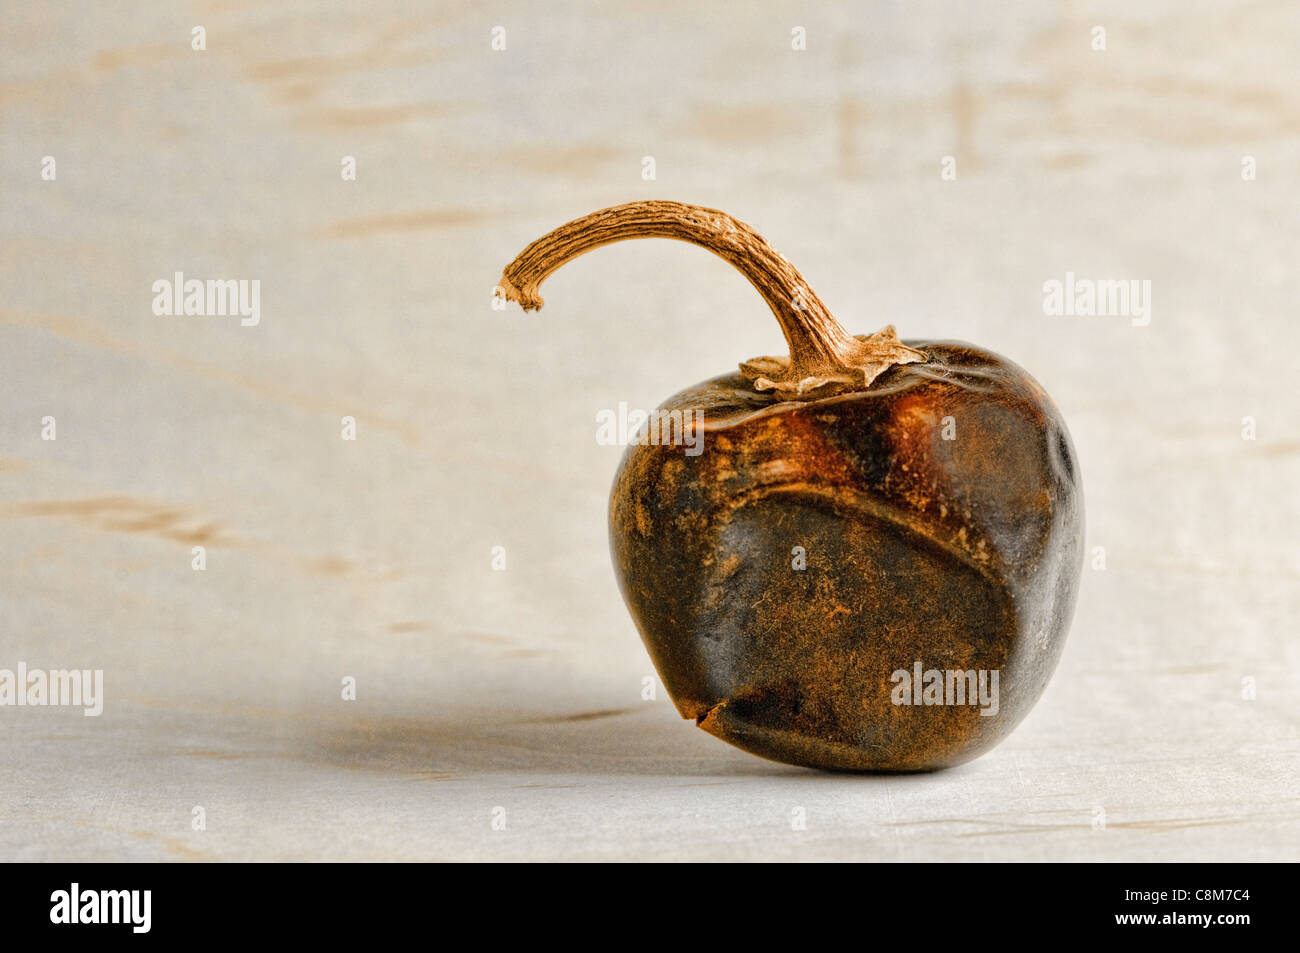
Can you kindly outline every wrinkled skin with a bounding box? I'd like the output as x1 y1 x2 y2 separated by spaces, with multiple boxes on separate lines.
610 341 1084 771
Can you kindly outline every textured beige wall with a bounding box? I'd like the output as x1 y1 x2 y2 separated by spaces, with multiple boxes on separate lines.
1 1 1296 860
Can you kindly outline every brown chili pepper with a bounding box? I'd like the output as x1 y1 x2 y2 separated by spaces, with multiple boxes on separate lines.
499 201 1084 771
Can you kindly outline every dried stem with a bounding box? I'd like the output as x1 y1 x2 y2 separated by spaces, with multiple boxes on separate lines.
498 200 926 400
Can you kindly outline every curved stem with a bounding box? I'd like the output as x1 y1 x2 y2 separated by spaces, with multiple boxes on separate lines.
498 201 926 400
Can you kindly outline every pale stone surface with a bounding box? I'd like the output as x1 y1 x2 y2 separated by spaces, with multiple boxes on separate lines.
0 1 1296 860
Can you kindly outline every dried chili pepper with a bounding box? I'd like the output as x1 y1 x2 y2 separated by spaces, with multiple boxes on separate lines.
500 201 1083 771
